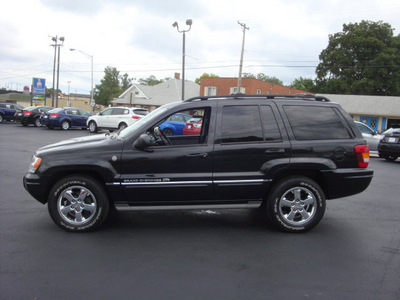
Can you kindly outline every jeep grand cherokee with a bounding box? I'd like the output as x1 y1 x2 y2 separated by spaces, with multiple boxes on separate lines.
24 94 373 233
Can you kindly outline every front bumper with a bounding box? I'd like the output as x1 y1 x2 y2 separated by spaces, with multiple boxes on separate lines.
378 143 400 156
23 173 48 204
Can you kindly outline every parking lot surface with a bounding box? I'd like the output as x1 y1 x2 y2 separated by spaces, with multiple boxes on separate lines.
1 123 399 299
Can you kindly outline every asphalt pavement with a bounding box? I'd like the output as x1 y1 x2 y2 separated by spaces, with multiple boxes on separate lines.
1 122 399 300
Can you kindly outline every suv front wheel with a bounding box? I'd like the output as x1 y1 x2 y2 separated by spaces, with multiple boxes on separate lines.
48 175 110 232
88 121 98 133
266 176 326 233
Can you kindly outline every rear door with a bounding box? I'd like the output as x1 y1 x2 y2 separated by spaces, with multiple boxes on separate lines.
213 101 290 202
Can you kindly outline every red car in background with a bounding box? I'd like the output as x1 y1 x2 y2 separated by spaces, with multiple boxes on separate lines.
183 116 203 135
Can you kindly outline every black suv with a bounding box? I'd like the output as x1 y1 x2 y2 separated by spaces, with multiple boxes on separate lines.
24 94 373 233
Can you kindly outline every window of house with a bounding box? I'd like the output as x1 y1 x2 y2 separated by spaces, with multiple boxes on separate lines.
230 87 245 94
206 87 217 96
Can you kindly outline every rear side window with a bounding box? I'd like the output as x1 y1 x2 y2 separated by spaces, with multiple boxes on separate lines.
284 105 351 140
221 106 263 143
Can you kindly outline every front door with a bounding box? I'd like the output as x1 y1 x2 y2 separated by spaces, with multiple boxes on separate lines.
119 106 215 206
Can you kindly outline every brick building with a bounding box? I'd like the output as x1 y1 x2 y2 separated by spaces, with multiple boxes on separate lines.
200 77 310 96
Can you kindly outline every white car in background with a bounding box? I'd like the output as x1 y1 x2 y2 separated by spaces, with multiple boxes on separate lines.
87 107 148 133
355 121 383 151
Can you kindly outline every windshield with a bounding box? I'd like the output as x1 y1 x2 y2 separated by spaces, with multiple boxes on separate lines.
119 102 180 139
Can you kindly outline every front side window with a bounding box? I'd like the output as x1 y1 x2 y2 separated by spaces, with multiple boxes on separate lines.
147 107 210 146
101 108 113 116
284 105 351 140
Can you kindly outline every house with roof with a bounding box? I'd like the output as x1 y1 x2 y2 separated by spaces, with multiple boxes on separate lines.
319 94 400 132
200 77 310 96
112 74 200 111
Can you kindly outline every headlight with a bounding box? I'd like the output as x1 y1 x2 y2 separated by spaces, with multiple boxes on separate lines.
28 155 42 173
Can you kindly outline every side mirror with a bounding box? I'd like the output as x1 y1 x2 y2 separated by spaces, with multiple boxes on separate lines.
133 134 152 150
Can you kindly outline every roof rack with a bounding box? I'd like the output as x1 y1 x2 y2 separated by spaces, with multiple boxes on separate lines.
184 93 330 102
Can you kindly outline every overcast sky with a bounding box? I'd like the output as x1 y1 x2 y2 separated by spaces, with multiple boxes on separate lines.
1 0 399 95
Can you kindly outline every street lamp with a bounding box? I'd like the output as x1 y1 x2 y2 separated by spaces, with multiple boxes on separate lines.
70 48 94 111
49 36 65 107
67 80 71 106
172 19 192 100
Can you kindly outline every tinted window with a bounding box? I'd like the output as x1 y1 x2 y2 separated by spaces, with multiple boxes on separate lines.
221 106 263 143
112 108 125 115
284 105 351 140
261 105 281 141
133 109 148 116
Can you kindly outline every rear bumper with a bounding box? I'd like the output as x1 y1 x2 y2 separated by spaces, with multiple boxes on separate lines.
321 168 373 199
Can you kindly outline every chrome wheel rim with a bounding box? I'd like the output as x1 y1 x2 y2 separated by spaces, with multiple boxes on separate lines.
62 121 69 130
278 187 317 226
57 186 97 225
89 122 96 132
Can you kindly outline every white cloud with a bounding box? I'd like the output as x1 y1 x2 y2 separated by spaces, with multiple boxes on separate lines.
1 0 399 94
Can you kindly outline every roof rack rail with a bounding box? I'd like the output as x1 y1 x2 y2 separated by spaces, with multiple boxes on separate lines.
183 93 330 102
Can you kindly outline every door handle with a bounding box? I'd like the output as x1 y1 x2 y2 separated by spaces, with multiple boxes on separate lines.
265 149 285 154
186 153 208 158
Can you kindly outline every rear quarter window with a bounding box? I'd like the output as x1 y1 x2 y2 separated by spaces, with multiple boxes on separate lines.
284 105 351 140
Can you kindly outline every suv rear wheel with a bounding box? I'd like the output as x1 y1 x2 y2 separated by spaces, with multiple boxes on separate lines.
48 175 110 232
118 122 128 130
266 176 326 233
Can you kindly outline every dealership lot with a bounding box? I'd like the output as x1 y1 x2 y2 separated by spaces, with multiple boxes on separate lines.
1 123 399 299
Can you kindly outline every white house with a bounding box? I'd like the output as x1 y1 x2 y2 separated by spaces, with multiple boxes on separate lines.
112 74 200 112
319 94 400 132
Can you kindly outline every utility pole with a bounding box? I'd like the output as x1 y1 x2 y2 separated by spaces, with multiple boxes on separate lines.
237 21 249 93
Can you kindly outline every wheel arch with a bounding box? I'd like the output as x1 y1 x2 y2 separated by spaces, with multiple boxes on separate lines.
41 167 118 205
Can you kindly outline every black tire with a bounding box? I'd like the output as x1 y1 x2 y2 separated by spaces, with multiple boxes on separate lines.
88 121 98 133
47 175 110 232
34 118 42 127
22 122 28 127
385 155 398 161
163 128 173 136
265 176 326 233
118 122 127 130
61 120 70 130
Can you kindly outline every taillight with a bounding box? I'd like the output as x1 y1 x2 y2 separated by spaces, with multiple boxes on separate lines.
132 115 141 119
24 111 33 115
354 145 370 168
49 114 59 118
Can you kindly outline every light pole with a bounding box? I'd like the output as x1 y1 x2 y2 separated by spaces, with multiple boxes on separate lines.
50 36 65 107
67 81 71 106
70 48 94 111
172 19 192 101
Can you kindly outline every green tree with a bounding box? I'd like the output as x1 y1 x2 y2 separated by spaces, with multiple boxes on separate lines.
195 73 219 84
94 66 121 106
243 73 283 85
316 20 400 95
120 73 133 91
290 77 316 92
138 75 164 86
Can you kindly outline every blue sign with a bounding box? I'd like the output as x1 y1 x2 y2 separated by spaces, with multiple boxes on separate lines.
32 78 46 94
